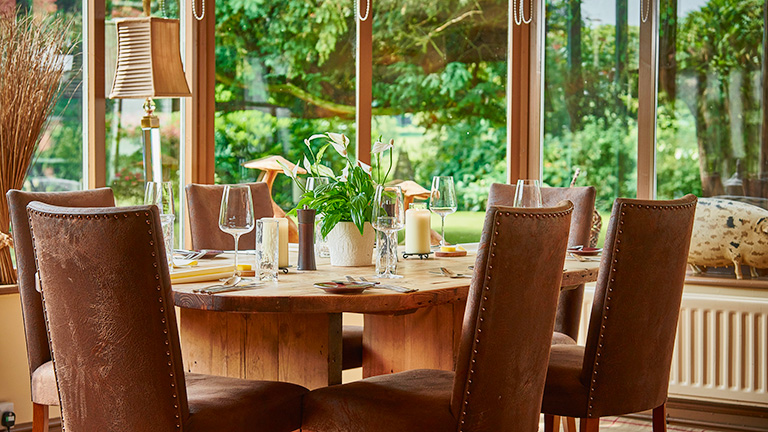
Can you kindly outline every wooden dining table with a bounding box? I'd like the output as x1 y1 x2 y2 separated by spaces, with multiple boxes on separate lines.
173 249 600 389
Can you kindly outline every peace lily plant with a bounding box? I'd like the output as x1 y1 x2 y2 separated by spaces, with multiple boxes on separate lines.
280 132 395 238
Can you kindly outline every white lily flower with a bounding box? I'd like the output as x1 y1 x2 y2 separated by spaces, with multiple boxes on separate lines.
292 162 300 178
340 165 350 182
327 132 349 157
278 160 295 178
372 138 394 154
307 133 326 142
303 156 312 173
304 138 312 148
357 160 372 175
317 164 335 177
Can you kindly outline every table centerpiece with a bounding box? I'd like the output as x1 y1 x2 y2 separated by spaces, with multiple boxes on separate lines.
280 133 394 266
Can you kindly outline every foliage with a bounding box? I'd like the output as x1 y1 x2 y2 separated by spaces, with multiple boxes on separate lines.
281 133 396 236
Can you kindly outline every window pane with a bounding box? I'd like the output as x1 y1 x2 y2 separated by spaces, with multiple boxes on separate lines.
656 0 763 202
543 0 640 244
214 0 355 210
24 1 83 192
372 0 508 243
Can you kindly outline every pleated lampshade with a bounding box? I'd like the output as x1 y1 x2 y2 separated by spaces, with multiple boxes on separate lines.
109 17 191 99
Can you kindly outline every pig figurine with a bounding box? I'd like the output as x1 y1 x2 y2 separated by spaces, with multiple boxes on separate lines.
688 198 768 279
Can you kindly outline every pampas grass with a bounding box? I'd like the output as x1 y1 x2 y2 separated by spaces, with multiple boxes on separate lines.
0 12 74 284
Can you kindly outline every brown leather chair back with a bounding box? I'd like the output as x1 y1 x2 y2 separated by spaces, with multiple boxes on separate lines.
451 202 573 431
580 195 697 418
488 183 596 339
6 188 115 377
28 203 189 431
185 183 274 250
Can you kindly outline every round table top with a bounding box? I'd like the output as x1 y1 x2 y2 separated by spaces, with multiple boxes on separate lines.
172 250 600 314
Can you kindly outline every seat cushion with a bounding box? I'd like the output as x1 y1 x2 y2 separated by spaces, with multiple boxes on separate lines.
552 331 577 345
31 361 59 406
342 324 363 370
185 373 307 432
302 369 457 432
541 345 590 419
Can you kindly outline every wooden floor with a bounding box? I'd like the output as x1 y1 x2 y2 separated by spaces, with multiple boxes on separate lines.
536 416 725 432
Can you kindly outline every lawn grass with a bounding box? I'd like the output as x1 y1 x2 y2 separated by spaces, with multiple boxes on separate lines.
398 210 612 247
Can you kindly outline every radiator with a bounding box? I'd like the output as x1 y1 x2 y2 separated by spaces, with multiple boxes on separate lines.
579 289 768 408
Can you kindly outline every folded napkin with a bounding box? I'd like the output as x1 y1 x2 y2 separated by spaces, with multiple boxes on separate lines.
170 265 236 284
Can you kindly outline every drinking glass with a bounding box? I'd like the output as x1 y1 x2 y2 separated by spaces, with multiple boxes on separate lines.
372 185 405 278
255 219 279 282
219 185 255 276
144 181 175 269
513 179 543 208
307 177 331 258
429 176 457 247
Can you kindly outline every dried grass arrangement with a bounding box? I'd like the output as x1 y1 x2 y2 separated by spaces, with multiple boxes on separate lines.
0 13 74 284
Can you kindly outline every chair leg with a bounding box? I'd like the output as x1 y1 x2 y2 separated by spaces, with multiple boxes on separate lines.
32 403 49 432
563 417 577 432
580 417 599 432
652 403 668 432
544 414 560 432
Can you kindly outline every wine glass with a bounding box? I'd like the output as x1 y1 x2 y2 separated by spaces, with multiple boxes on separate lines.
219 185 255 276
513 179 543 208
144 181 175 269
429 176 457 248
372 185 405 278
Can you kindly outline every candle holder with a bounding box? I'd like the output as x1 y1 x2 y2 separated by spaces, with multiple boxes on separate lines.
402 251 434 260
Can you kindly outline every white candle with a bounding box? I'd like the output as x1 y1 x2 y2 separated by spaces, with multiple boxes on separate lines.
263 217 289 267
405 207 431 254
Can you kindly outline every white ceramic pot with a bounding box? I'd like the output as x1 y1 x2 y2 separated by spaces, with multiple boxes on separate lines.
326 221 375 266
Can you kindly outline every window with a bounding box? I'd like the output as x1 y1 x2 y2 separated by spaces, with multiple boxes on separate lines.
214 0 356 210
656 0 765 203
371 0 508 242
24 0 84 192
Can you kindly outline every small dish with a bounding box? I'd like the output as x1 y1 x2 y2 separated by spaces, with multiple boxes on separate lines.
570 247 602 257
314 281 373 294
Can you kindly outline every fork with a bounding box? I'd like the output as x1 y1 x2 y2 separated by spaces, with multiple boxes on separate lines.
439 267 472 278
345 276 418 293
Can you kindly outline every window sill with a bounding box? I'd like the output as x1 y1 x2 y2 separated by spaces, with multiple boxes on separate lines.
0 284 18 295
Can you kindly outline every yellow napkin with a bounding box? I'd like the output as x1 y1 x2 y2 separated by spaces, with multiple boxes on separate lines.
170 265 236 284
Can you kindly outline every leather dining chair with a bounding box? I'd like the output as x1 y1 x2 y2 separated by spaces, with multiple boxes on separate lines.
27 202 308 432
301 202 573 432
542 195 697 432
186 182 364 370
7 188 116 432
488 183 596 344
185 182 275 251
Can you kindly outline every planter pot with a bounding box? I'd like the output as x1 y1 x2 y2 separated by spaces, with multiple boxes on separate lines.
326 221 375 266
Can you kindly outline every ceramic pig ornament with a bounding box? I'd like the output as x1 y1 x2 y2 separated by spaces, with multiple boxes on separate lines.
688 198 768 279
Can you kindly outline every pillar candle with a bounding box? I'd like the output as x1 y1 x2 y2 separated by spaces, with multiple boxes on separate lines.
405 208 431 254
263 217 289 267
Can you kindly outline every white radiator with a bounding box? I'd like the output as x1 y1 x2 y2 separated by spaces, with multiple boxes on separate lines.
579 289 768 408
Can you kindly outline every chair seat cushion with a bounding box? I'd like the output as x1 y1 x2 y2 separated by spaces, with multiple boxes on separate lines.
342 324 363 370
552 331 577 345
31 361 59 406
185 373 307 432
302 369 457 432
541 345 589 418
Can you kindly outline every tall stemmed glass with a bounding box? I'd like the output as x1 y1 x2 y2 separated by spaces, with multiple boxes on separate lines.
373 185 405 278
219 185 255 276
144 181 175 269
307 177 331 257
429 176 457 247
513 179 543 208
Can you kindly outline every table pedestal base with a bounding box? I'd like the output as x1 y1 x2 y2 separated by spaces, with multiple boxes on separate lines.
180 309 342 390
362 301 466 377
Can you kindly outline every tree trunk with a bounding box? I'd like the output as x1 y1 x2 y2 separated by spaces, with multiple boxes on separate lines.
565 0 584 131
615 0 628 120
658 0 677 102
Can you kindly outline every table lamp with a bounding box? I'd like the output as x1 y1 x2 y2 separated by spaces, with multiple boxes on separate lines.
109 7 191 183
